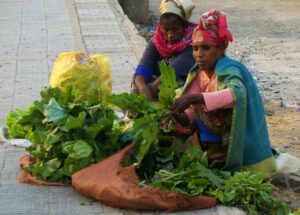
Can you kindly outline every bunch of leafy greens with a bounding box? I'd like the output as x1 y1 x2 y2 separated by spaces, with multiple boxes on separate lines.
109 62 179 169
213 171 291 215
6 86 126 184
6 108 28 138
150 147 229 194
150 147 290 215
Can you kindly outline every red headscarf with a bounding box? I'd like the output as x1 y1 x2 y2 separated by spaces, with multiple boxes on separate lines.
153 22 197 58
192 9 233 48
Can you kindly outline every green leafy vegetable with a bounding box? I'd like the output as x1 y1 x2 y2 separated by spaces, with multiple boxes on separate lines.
150 147 225 195
158 61 178 108
109 62 179 167
212 171 291 215
149 147 290 215
44 98 67 123
6 86 128 183
6 109 28 138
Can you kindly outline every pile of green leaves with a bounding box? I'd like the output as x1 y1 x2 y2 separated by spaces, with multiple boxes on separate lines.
214 172 290 215
150 147 229 195
150 146 290 215
6 86 125 184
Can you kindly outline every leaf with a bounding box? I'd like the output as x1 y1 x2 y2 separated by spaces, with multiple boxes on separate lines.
41 158 61 178
64 112 86 130
178 147 208 169
62 141 74 155
158 61 178 108
85 124 103 139
85 117 113 140
40 87 62 103
155 145 179 163
62 140 93 159
6 109 27 138
187 178 210 195
32 130 48 145
187 162 224 188
45 132 62 145
70 140 93 159
19 108 44 124
134 122 159 167
84 104 101 118
108 93 158 117
63 157 91 176
40 86 75 105
208 189 225 203
44 98 67 123
132 115 153 135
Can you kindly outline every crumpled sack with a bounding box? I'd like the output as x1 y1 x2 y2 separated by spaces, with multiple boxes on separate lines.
50 51 112 102
72 144 217 211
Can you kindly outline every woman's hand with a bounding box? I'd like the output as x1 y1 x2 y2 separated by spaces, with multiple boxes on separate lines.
170 93 204 115
173 112 190 127
149 78 161 100
134 76 153 101
208 152 226 168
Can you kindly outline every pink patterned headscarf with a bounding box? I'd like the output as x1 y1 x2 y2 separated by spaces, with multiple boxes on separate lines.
192 9 233 48
153 22 197 58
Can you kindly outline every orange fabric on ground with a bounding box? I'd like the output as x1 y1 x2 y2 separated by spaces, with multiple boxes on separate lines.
72 144 217 211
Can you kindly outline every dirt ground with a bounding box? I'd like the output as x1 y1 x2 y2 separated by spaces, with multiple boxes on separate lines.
265 103 300 157
146 0 300 158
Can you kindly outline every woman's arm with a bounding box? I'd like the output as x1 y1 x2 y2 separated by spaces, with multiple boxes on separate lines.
134 75 153 101
170 93 204 115
202 88 234 111
133 41 161 100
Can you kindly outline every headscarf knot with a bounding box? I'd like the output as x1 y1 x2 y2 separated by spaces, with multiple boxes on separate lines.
193 9 233 48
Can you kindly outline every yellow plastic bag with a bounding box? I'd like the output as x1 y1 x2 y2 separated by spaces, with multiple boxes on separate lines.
50 51 112 102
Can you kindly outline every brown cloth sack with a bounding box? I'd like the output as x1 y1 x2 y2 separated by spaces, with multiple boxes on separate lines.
72 144 217 211
19 155 65 186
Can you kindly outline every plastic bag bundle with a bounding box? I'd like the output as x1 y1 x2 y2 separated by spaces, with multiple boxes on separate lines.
50 52 112 102
276 153 300 174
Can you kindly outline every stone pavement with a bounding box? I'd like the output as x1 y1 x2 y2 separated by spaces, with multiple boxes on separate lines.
0 0 245 214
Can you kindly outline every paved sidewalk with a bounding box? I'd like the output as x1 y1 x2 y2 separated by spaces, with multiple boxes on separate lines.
0 0 245 214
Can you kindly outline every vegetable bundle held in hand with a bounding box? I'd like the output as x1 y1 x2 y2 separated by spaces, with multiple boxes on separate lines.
109 62 179 167
6 86 124 184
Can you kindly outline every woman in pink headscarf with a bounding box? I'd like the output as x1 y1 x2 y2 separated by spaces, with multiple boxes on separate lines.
171 10 276 175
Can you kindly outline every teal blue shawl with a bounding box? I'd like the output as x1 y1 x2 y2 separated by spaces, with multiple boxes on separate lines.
181 55 274 172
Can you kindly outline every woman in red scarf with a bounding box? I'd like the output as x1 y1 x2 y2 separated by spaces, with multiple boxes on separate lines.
133 0 196 101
